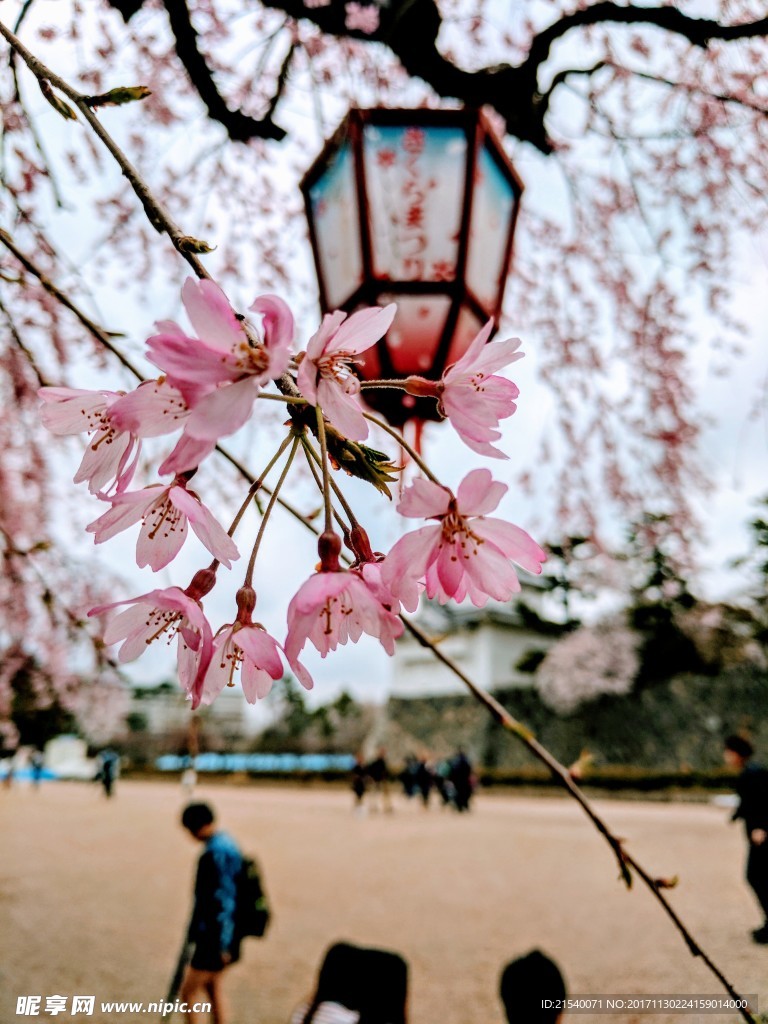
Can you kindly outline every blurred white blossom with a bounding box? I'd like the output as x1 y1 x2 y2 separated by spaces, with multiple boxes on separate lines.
536 619 640 714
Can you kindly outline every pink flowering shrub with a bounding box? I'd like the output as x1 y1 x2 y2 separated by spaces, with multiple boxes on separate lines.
536 619 640 714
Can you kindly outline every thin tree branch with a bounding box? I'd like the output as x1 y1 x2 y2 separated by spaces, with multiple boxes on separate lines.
257 0 768 151
101 0 768 153
161 0 287 141
0 17 210 274
0 228 144 381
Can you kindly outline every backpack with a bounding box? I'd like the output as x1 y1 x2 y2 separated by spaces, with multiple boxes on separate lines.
237 856 271 938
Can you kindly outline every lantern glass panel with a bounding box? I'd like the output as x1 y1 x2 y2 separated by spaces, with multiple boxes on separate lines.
445 304 485 368
307 141 363 309
355 342 382 381
465 145 517 310
363 125 467 282
379 294 452 374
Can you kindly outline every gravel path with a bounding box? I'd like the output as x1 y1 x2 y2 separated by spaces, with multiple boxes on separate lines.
1 780 764 1024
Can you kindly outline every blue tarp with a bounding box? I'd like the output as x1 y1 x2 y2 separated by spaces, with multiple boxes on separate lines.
156 752 356 773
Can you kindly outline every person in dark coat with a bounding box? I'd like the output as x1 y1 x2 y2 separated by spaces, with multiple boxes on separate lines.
351 753 368 814
449 749 474 813
724 734 768 943
97 748 119 798
180 802 245 1022
366 748 393 813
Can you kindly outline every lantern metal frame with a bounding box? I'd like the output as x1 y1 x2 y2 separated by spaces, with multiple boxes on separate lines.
301 107 524 424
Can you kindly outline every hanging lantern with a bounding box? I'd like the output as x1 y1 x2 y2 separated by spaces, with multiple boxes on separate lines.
301 107 524 426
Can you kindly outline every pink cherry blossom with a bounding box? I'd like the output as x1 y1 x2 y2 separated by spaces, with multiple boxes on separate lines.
38 386 140 494
406 322 524 458
345 2 380 34
198 587 313 706
108 378 222 475
285 567 403 664
108 377 191 438
86 476 239 571
144 279 295 451
147 279 293 390
158 432 217 477
296 304 396 439
89 570 215 704
381 469 546 610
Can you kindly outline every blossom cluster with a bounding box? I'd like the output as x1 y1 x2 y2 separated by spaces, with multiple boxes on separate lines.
40 278 544 709
536 619 640 714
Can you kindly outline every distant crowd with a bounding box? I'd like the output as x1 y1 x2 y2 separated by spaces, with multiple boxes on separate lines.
351 747 476 815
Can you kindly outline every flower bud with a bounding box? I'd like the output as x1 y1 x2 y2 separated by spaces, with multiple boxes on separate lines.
235 585 257 622
185 568 217 599
318 530 342 572
349 524 375 564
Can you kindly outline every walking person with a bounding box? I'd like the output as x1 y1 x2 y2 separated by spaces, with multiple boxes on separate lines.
30 749 45 789
366 748 393 814
415 757 434 809
179 802 245 1023
724 734 768 943
97 747 120 798
449 749 474 813
351 753 368 816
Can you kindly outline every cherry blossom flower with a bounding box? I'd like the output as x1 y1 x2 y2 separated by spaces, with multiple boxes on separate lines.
297 304 396 439
147 278 292 389
158 433 217 477
89 570 216 703
108 378 220 475
381 469 546 610
38 386 140 494
107 377 190 438
145 279 294 451
285 532 403 663
86 476 239 571
285 568 403 662
345 2 380 34
405 321 524 458
198 586 313 706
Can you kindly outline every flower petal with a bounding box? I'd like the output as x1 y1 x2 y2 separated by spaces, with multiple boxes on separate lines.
325 303 397 355
316 378 369 440
184 378 260 441
396 477 451 519
456 468 507 516
170 486 239 568
109 380 190 438
473 517 547 574
182 277 244 352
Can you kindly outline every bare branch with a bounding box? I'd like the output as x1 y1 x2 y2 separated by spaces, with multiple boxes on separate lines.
101 0 768 153
0 17 210 275
0 228 144 381
161 0 287 142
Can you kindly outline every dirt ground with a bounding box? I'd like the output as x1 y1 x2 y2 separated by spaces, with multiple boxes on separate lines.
0 780 764 1024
